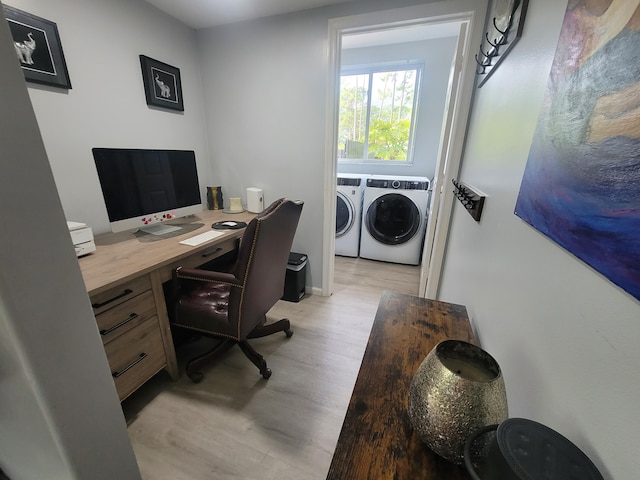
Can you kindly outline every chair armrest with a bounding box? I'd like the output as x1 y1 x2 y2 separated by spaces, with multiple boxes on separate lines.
174 266 242 288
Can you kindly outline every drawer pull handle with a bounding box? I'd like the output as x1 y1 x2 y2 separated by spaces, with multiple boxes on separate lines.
201 247 222 258
112 353 147 378
99 313 139 336
92 289 133 309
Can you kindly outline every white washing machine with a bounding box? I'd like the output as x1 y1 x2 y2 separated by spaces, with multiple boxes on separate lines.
335 174 367 257
359 175 431 265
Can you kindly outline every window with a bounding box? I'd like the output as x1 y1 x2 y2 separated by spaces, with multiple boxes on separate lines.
337 64 421 163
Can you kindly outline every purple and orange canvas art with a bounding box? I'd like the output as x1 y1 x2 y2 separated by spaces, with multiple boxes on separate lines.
515 0 640 301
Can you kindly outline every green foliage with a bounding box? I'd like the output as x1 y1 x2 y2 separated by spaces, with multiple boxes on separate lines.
337 68 417 161
368 118 411 160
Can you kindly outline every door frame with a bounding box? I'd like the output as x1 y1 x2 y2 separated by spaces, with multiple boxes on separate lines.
420 20 469 299
322 0 487 297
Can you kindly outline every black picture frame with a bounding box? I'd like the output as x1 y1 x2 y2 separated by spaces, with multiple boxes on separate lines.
475 0 528 87
3 5 71 89
139 55 184 111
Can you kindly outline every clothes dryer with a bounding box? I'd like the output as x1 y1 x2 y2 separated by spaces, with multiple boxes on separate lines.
359 175 431 265
335 174 367 257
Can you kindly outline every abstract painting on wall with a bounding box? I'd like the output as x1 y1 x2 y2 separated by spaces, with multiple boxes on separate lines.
515 0 640 301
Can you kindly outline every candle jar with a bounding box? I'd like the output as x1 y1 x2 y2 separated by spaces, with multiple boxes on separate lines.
408 339 508 464
228 197 243 212
206 186 223 210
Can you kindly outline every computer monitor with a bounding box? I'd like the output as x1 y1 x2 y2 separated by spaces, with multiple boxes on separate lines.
92 148 203 234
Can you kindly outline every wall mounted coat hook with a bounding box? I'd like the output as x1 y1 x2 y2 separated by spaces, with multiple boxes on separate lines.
493 16 511 37
475 53 491 75
452 179 486 222
474 54 489 74
485 32 505 50
479 44 495 61
475 0 529 88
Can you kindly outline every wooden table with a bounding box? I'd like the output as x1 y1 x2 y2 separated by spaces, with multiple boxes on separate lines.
327 290 475 479
79 209 254 295
77 209 254 400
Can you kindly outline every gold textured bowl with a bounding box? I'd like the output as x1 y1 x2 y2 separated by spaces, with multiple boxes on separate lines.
408 340 508 464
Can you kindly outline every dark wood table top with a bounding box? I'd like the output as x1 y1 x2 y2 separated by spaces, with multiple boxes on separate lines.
327 290 475 480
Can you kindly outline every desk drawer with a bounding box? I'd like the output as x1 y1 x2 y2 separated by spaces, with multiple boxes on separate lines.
96 290 156 345
91 275 152 316
104 315 166 401
157 238 237 283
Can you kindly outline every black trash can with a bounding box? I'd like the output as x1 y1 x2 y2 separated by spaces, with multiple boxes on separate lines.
282 252 307 302
464 418 604 480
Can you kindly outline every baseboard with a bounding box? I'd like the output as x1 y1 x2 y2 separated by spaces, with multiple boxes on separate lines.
308 286 325 297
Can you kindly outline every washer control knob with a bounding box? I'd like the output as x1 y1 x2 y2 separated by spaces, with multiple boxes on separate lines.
392 180 401 189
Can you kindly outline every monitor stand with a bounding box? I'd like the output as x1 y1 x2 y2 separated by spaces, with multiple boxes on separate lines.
139 224 182 236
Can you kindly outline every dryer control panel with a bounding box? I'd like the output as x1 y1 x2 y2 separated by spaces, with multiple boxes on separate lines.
337 177 362 187
367 178 429 190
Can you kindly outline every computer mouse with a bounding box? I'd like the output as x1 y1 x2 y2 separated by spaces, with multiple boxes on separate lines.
212 220 246 230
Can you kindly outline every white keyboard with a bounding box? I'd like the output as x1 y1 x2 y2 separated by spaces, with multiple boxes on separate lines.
179 230 224 246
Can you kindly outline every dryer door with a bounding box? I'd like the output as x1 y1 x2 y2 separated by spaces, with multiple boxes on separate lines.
365 193 420 245
336 191 355 238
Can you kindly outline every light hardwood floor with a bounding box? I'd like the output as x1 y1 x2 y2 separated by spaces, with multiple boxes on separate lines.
122 256 420 479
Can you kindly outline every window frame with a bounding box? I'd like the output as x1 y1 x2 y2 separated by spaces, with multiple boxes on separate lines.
337 61 423 165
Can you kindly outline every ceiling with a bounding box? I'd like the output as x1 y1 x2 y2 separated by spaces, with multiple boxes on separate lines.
143 0 461 49
143 0 359 30
341 22 461 49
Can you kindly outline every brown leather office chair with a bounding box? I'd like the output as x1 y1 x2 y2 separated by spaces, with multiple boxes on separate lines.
170 198 303 382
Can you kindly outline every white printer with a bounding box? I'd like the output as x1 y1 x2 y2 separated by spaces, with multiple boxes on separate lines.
67 221 96 257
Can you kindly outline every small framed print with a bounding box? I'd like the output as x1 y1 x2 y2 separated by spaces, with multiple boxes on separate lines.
139 55 184 111
3 5 72 89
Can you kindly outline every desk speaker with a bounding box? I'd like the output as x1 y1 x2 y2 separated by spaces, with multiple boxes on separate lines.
247 187 264 213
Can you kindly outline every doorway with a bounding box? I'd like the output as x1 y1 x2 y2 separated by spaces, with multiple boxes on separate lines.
322 0 488 298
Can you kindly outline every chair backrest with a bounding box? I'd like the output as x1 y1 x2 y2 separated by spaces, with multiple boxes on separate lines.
228 198 303 337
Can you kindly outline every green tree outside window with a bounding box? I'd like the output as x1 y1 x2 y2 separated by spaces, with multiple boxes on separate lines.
338 66 421 162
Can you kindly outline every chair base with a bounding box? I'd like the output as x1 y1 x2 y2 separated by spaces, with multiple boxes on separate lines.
185 338 234 382
183 318 293 382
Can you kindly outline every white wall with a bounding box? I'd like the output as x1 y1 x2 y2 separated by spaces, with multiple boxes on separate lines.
338 36 457 178
0 5 140 478
437 0 640 478
11 0 432 289
9 0 213 235
196 0 433 288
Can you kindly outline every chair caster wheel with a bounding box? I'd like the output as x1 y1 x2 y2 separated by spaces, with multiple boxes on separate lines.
187 370 203 383
285 328 294 338
262 368 272 379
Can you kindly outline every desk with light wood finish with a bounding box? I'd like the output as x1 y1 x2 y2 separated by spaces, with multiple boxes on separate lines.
77 209 254 401
327 290 475 480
